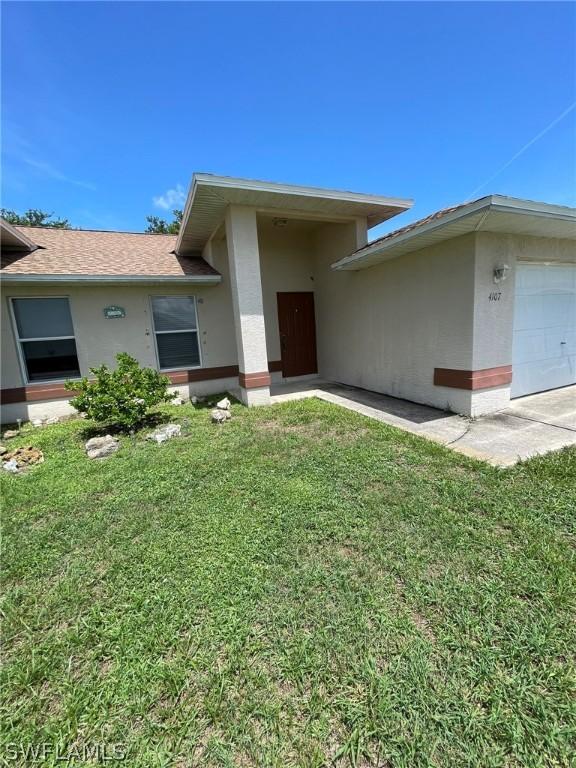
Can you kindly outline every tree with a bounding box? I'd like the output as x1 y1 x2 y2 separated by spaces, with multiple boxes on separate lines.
1 208 71 228
145 209 183 234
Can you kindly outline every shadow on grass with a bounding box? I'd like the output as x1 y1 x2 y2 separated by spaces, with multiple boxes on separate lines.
190 391 240 411
79 411 171 440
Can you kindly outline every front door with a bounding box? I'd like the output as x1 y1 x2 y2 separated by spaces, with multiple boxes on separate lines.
277 292 318 377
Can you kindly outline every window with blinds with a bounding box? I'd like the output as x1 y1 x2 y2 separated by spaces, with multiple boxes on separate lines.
11 297 81 383
150 296 201 370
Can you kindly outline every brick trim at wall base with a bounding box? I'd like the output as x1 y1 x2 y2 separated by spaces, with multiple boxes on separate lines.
239 371 272 389
1 361 285 404
434 365 512 391
1 382 73 404
166 365 239 385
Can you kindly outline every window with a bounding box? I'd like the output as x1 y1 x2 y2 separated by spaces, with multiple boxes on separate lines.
151 296 201 370
11 297 81 383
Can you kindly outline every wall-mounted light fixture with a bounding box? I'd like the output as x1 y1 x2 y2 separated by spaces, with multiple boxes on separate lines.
493 264 510 284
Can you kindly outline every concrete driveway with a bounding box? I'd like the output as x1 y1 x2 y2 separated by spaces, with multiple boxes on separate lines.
271 381 576 467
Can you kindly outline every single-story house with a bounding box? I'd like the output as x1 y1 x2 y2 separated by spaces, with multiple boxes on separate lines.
1 174 575 424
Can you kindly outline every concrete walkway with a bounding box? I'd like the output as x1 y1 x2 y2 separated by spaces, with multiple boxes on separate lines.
270 380 576 467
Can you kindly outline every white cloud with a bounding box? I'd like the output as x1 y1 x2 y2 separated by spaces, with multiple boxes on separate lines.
153 184 187 210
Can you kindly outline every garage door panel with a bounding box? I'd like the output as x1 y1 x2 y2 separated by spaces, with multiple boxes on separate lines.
512 264 576 398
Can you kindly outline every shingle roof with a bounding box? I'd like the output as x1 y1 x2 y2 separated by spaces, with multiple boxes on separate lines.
0 226 220 278
354 200 477 254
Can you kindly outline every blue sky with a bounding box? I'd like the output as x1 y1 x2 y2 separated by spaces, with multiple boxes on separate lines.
2 1 575 237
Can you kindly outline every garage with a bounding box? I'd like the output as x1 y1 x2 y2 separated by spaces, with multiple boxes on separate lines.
512 263 576 398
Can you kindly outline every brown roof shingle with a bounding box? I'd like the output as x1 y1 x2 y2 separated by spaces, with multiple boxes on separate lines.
1 226 220 278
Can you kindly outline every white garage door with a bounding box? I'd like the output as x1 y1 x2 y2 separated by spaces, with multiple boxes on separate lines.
512 263 576 398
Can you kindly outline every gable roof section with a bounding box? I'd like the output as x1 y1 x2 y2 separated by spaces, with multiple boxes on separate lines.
332 195 576 271
176 174 413 253
1 226 221 283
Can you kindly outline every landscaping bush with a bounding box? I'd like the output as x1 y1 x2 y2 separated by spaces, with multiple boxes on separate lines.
65 353 171 430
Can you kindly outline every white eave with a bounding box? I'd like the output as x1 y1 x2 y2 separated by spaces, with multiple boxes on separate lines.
0 219 38 252
176 173 413 253
0 273 222 284
332 195 576 271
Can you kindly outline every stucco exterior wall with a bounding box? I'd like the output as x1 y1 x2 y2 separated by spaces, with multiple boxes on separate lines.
0 267 238 422
312 226 478 413
469 232 576 412
258 222 316 363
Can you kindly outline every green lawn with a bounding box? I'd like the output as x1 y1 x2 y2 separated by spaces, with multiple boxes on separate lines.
1 398 575 767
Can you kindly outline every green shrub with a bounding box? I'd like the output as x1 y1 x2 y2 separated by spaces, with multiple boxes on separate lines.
65 353 171 430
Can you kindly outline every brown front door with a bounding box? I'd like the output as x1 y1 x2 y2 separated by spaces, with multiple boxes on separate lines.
277 292 318 377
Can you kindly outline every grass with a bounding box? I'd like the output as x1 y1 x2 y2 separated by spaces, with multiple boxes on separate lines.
1 397 575 767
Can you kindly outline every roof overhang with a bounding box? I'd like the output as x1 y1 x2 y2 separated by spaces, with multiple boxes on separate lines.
0 274 222 285
176 174 413 253
0 219 38 252
332 196 576 271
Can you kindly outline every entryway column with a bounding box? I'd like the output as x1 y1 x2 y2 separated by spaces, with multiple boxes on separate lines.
225 205 271 406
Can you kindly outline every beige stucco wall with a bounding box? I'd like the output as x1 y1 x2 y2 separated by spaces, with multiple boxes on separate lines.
1 264 239 422
312 226 479 413
1 281 237 389
470 232 576 411
258 222 317 363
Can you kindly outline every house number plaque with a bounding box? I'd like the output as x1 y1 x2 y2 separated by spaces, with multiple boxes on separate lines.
103 305 126 319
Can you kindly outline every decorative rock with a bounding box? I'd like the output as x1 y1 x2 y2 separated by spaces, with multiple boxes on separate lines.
211 409 228 424
2 446 44 472
85 435 120 459
190 395 198 405
3 430 19 440
0 445 7 455
31 418 45 428
171 396 185 406
147 423 182 444
216 397 231 411
44 416 60 425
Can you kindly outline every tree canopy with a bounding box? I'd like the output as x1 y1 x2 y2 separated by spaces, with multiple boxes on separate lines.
1 208 71 229
145 209 183 234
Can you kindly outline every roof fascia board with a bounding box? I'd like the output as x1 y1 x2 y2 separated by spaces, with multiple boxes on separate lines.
332 195 576 271
332 197 492 270
192 173 413 209
176 173 413 254
0 220 38 252
1 274 222 284
175 174 200 254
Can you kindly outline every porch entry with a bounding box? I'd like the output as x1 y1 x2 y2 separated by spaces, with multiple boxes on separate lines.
276 292 318 378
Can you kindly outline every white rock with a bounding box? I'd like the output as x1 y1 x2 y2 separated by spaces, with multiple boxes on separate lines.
85 435 120 459
3 430 19 440
31 418 45 428
44 416 59 425
2 459 19 473
147 423 182 443
216 397 231 411
190 396 198 405
171 396 185 406
211 409 228 424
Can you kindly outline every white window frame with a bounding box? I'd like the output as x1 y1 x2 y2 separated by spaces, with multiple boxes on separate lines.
8 295 81 385
149 295 203 372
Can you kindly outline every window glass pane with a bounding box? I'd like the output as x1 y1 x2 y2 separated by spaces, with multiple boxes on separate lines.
21 339 80 382
152 296 197 332
13 298 74 339
156 331 200 369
